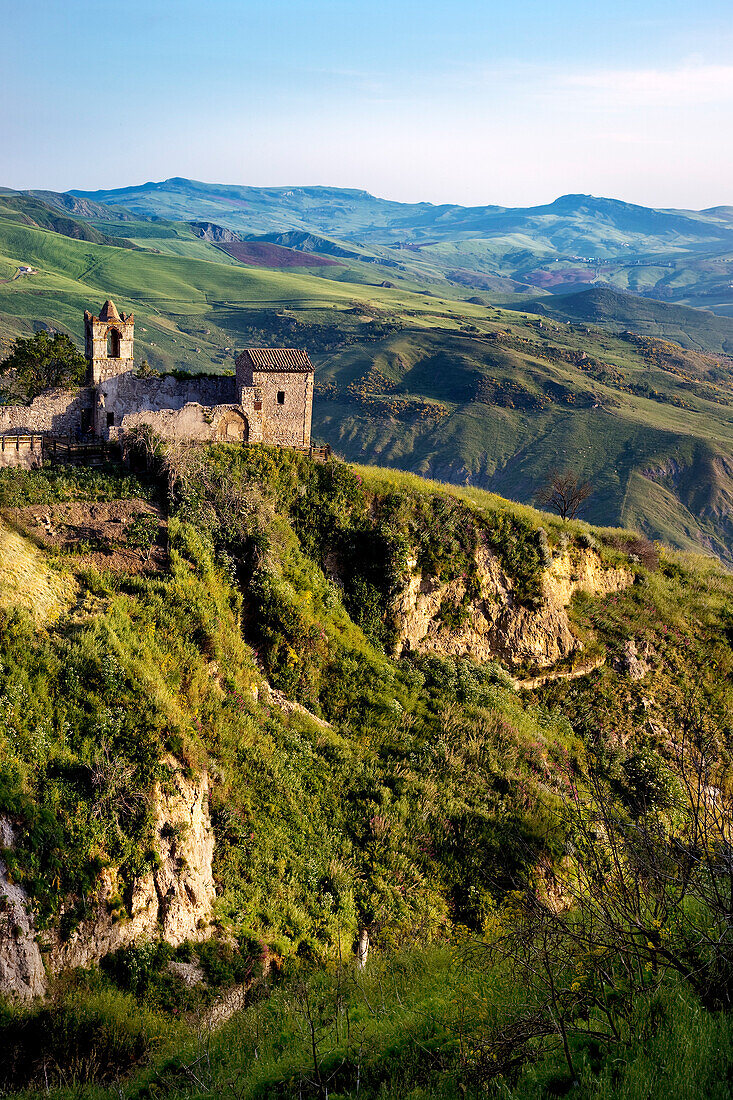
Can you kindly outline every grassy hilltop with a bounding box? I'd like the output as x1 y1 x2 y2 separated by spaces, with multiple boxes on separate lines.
1 448 733 1097
2 195 733 562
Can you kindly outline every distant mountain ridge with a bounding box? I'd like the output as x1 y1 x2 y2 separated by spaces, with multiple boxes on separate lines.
64 178 733 316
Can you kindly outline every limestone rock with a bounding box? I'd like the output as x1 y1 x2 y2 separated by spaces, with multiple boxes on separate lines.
47 758 215 976
0 818 46 1000
168 958 206 986
394 544 632 670
614 638 650 681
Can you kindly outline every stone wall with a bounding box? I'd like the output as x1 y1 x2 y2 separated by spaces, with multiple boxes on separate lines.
98 372 237 436
0 436 44 469
0 362 311 460
0 388 94 437
253 370 313 447
119 402 262 444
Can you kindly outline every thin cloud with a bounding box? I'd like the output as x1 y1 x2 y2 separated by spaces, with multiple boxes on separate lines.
561 63 733 108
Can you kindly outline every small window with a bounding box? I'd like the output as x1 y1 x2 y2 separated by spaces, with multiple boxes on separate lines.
277 391 285 405
106 412 115 427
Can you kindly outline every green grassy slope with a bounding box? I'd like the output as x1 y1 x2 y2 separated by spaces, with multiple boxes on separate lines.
508 286 733 354
2 453 733 1099
1 216 733 561
0 195 139 250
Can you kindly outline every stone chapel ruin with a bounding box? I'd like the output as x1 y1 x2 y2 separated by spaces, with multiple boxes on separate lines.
0 299 315 467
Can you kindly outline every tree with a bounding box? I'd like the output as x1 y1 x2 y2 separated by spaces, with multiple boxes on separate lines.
535 470 593 521
0 331 87 404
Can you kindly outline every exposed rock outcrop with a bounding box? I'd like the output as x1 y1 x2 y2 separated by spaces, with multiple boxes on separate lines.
613 638 651 680
394 544 632 669
189 221 244 243
47 758 215 975
0 818 46 1001
0 759 215 999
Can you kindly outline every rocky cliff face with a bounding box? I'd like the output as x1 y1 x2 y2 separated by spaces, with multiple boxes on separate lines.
394 544 631 668
189 221 244 243
0 818 46 1001
0 758 215 999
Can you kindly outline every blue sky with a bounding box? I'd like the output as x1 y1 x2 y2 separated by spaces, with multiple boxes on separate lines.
2 0 732 207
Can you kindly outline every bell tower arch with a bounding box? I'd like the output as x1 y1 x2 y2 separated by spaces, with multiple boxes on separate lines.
84 299 134 385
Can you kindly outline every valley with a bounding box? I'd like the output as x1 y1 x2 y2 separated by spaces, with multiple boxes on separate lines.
2 188 733 563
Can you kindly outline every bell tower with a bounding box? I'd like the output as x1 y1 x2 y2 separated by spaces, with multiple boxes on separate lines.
85 299 134 385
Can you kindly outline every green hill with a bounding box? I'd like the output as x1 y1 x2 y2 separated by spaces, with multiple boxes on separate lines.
0 194 140 250
1 450 733 1097
1 214 733 562
507 286 733 354
63 178 733 313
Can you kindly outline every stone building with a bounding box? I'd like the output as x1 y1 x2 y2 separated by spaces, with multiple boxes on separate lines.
0 300 315 467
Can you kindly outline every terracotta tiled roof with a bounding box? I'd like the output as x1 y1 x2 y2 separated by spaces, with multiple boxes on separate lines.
98 299 121 322
241 348 313 372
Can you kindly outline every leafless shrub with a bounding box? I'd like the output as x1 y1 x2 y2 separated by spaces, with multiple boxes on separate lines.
606 533 660 571
470 701 733 1082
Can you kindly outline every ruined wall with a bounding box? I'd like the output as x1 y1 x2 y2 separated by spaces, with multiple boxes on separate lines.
0 362 311 458
119 402 262 444
253 370 313 447
97 373 238 436
0 388 94 439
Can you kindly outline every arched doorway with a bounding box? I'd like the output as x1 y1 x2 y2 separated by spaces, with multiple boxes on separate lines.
215 410 249 442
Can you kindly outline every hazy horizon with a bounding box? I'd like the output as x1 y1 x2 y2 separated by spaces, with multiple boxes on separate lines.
57 177 729 214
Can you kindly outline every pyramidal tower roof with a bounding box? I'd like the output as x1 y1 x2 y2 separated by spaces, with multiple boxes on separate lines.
98 299 121 322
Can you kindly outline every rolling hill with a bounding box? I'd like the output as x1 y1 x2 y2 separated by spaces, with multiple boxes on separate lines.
62 178 733 314
1 199 733 563
506 287 733 354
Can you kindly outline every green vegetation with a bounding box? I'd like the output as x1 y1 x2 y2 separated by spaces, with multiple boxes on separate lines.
1 447 733 1097
509 286 733 354
2 198 733 562
0 195 139 251
0 331 86 403
0 463 154 505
